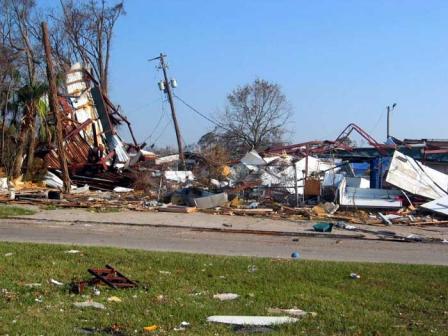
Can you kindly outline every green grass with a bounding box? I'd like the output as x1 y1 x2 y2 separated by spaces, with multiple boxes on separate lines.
0 242 447 335
0 204 35 218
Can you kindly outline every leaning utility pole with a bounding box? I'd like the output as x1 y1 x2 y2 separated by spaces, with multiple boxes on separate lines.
150 53 185 169
42 22 71 193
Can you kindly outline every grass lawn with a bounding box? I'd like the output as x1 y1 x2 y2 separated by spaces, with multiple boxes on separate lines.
0 204 35 218
0 242 447 335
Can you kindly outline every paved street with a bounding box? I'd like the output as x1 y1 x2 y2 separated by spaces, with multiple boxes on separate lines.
1 218 447 265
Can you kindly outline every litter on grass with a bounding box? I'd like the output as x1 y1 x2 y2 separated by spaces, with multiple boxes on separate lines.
213 293 240 301
73 301 105 309
207 315 299 326
350 273 361 279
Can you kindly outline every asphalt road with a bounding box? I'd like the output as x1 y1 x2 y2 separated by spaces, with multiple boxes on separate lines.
1 219 447 265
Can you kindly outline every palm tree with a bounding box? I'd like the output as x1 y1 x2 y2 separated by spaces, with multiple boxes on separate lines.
12 82 48 179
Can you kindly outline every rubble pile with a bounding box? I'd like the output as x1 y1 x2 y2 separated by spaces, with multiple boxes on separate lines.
0 65 448 237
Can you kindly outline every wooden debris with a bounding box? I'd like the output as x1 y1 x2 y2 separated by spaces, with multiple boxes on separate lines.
158 205 197 213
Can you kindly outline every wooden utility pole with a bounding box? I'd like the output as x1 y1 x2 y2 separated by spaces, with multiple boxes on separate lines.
151 53 185 169
41 22 71 193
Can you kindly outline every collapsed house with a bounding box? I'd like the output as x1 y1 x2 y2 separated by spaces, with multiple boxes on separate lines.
39 63 146 190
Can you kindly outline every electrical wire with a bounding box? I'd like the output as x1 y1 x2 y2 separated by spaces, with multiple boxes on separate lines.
173 93 224 129
141 96 168 144
152 117 172 145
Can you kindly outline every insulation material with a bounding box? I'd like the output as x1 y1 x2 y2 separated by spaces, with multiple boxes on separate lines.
386 151 448 200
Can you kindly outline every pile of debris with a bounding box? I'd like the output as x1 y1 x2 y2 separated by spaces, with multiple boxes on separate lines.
0 63 447 232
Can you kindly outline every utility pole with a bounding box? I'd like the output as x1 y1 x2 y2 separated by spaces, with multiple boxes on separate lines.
150 53 185 170
386 103 396 140
42 22 71 193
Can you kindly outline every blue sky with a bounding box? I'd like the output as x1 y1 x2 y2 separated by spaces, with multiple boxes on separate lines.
46 0 448 146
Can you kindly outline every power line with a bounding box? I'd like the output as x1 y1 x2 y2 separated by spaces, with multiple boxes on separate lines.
173 93 223 128
152 117 172 145
142 96 168 144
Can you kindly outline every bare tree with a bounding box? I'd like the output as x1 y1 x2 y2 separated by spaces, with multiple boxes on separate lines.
59 0 125 95
218 79 292 154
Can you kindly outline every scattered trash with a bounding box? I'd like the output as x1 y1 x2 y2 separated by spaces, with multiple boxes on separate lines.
291 251 300 259
113 186 134 193
207 315 298 326
350 273 361 279
213 293 239 301
143 325 158 332
173 321 190 331
248 201 259 209
4 252 13 257
24 283 41 288
71 264 137 294
64 250 81 254
107 296 122 303
159 270 172 275
247 265 258 273
73 301 106 309
267 308 308 317
50 278 64 286
92 287 101 296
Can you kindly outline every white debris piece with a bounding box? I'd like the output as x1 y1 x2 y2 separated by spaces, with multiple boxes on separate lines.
73 301 105 309
173 321 190 331
267 308 308 317
113 186 134 193
240 150 267 169
386 151 448 200
213 293 239 301
43 172 63 189
421 195 448 217
50 279 64 286
194 192 228 209
64 250 81 254
164 171 195 183
0 177 8 191
155 154 180 165
338 177 403 209
206 315 298 326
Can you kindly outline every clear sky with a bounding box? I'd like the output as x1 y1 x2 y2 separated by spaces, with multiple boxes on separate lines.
46 0 448 146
